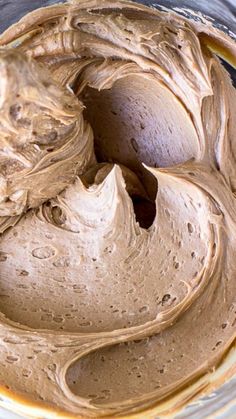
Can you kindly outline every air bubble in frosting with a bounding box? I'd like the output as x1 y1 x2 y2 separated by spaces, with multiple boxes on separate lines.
32 246 56 259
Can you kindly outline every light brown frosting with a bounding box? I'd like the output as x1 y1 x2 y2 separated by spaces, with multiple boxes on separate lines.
0 0 235 417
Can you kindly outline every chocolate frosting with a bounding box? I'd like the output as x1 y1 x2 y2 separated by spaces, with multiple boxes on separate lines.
0 0 235 416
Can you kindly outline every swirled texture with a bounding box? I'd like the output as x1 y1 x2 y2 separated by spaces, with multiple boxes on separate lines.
0 0 235 417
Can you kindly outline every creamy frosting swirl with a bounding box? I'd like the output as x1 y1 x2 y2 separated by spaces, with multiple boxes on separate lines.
0 0 235 417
